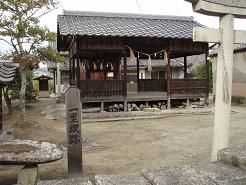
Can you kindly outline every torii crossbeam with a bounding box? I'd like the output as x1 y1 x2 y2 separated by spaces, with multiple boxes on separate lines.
185 0 246 161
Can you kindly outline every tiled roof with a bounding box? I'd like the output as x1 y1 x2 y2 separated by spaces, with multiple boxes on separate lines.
210 44 246 56
58 11 204 39
0 62 18 85
127 59 184 68
127 54 205 68
234 44 246 51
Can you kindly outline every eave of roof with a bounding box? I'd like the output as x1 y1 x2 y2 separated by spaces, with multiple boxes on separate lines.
58 10 204 39
0 62 18 85
33 74 53 80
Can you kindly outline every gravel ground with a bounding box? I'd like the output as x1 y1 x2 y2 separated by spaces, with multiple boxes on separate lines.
0 98 246 184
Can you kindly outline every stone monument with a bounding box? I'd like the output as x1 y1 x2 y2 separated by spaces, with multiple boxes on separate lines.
185 0 246 161
65 86 83 177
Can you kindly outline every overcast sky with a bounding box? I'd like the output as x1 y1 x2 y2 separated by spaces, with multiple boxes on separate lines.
40 0 246 30
1 0 246 52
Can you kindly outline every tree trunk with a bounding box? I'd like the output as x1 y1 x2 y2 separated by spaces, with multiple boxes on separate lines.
3 87 12 114
19 69 27 121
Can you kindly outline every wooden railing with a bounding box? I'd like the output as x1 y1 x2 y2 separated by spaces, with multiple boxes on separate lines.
170 79 207 97
79 79 207 101
79 80 125 100
138 79 167 92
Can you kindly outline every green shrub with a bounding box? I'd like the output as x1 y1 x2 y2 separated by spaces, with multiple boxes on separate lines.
191 61 213 92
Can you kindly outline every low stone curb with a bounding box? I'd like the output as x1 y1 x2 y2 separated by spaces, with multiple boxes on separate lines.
142 162 246 185
35 144 246 185
218 144 246 170
95 174 151 185
82 108 213 123
38 178 92 185
42 103 214 121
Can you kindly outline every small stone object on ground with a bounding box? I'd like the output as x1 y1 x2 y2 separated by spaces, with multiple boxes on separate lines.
118 104 124 111
152 104 157 108
108 106 113 112
160 105 167 110
139 104 144 111
133 106 140 111
113 104 119 112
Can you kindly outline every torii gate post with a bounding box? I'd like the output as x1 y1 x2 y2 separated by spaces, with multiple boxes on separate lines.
185 0 246 161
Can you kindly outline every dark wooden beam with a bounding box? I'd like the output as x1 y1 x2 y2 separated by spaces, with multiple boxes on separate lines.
76 58 80 88
79 36 123 50
167 50 171 109
137 52 140 92
123 50 127 111
169 39 208 54
69 59 72 85
184 56 187 79
72 58 76 85
63 35 208 57
76 39 80 88
69 38 77 59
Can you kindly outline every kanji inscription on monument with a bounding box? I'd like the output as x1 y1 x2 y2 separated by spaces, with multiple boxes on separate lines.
185 0 246 161
68 108 81 145
65 86 83 177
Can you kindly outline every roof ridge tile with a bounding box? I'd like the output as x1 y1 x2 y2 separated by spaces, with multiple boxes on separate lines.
60 10 194 22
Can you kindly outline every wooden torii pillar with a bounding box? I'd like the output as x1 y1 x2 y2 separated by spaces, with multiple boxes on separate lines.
185 0 246 161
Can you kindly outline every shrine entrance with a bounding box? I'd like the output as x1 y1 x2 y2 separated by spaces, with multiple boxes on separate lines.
33 75 52 91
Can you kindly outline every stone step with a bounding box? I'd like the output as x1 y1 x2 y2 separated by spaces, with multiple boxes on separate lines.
37 178 92 185
142 162 246 185
218 144 246 170
95 174 150 185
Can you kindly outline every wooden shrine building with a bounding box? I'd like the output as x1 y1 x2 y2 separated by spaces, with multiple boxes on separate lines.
0 62 18 137
57 11 209 110
33 74 52 91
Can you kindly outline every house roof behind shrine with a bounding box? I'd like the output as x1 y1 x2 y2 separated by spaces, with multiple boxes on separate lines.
58 10 204 39
0 61 18 85
127 54 205 70
210 44 246 57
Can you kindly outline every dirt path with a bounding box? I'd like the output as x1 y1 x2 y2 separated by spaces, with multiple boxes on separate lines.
1 98 246 184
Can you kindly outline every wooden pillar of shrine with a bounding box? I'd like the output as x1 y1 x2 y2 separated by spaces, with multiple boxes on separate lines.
184 56 187 79
167 50 171 109
137 53 140 92
123 51 127 111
